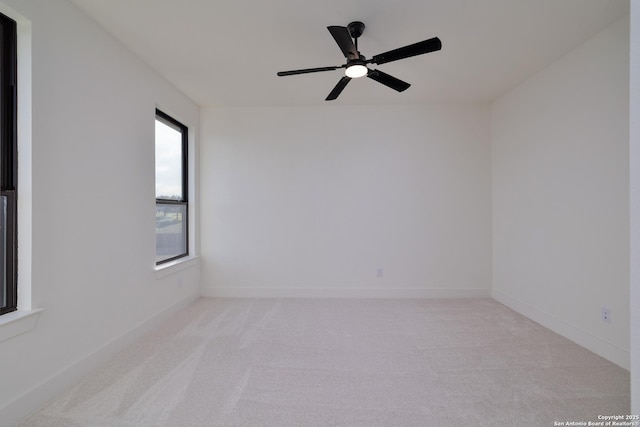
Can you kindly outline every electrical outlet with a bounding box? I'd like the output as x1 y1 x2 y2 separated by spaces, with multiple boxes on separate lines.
601 308 611 324
177 277 183 288
376 268 384 278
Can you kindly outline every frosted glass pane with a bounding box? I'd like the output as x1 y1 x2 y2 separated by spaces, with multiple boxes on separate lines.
156 203 187 263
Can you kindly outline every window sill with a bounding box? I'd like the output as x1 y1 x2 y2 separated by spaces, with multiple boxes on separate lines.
0 308 44 343
155 256 199 279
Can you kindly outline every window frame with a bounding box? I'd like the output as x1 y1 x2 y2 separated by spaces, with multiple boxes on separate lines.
155 109 189 265
0 11 17 316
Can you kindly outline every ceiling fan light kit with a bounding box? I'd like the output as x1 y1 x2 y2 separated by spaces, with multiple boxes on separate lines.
277 20 442 101
345 63 367 78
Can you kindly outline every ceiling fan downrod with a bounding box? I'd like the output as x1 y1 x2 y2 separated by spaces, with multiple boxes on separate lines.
348 21 365 51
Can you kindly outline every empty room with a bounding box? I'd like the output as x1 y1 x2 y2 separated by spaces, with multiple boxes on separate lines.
0 0 638 425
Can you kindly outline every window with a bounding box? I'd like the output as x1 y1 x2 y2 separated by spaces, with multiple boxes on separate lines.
0 12 17 315
155 109 188 264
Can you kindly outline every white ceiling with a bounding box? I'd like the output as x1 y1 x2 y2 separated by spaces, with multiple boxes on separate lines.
68 0 629 107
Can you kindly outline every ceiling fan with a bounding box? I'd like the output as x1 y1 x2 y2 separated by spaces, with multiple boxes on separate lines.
277 21 442 101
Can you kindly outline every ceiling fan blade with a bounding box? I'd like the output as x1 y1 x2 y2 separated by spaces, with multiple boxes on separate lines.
277 66 341 77
371 37 442 65
326 76 351 101
327 26 358 60
367 69 410 92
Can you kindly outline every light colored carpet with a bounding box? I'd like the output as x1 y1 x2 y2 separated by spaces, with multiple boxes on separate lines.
17 298 629 426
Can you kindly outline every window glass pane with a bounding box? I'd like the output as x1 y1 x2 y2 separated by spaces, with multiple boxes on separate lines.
156 203 187 263
0 12 17 314
1 196 6 308
155 119 183 200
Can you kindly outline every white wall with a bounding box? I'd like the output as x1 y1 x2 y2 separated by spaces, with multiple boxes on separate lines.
492 18 630 368
630 2 640 415
0 0 200 424
201 104 492 298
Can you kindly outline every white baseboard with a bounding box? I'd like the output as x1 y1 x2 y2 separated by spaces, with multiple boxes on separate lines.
492 289 630 370
2 291 200 427
201 286 491 299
